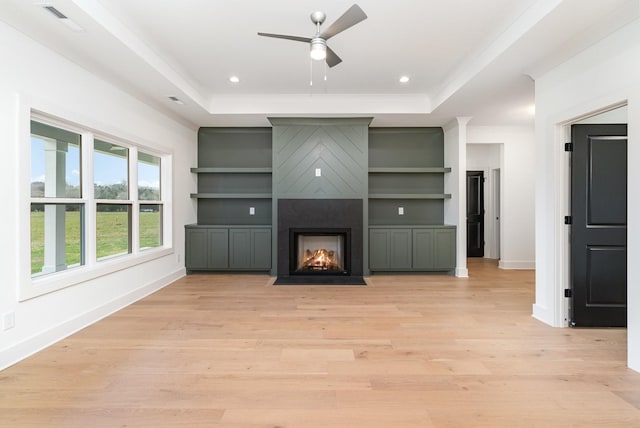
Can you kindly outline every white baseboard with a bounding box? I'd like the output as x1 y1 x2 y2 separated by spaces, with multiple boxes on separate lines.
499 260 535 270
455 267 469 278
532 303 559 327
0 268 185 371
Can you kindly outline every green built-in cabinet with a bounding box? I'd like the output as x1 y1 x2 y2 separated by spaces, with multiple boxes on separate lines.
186 128 273 272
369 226 456 271
368 128 455 272
186 126 456 274
185 225 271 272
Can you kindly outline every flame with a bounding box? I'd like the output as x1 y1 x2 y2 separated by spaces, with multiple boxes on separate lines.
301 248 340 271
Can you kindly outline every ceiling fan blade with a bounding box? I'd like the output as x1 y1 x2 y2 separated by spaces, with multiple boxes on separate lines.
320 4 367 40
326 46 342 68
257 32 311 43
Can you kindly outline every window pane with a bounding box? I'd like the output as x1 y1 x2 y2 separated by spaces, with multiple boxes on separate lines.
30 121 81 198
96 204 131 259
139 204 162 249
94 140 129 200
31 203 84 276
138 152 161 200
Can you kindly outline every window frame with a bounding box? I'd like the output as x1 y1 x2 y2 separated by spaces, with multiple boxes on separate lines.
19 107 173 301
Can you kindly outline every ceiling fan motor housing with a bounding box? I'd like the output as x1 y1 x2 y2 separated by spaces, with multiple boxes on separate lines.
310 11 326 25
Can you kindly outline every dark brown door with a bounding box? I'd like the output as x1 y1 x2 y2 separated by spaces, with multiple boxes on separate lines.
466 171 484 257
570 124 627 327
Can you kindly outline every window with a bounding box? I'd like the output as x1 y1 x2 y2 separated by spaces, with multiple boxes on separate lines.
30 122 84 276
94 140 129 199
138 152 163 250
27 114 171 295
94 140 131 259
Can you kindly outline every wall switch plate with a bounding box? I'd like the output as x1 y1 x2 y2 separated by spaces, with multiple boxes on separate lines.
249 207 255 215
3 312 15 331
398 207 405 215
315 168 321 177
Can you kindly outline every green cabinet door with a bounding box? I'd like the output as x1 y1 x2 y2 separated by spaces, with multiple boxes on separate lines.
185 228 209 269
208 228 229 268
369 229 391 269
251 228 272 269
369 229 412 270
229 228 251 269
389 229 412 269
229 228 272 269
433 228 456 270
412 228 434 269
186 227 229 269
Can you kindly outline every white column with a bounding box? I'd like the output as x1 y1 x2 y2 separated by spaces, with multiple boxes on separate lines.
444 117 471 277
42 139 67 273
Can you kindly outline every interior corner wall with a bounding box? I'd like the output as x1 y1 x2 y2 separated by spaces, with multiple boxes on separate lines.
0 21 197 369
467 126 535 269
534 17 640 371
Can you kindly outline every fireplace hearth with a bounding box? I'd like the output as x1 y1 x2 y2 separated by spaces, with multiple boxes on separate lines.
275 199 364 285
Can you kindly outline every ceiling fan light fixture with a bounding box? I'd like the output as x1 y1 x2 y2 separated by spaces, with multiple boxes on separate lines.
310 38 327 61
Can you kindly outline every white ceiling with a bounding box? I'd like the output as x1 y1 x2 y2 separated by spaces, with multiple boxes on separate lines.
1 0 638 128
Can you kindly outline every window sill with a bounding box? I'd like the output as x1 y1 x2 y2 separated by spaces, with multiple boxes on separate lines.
20 247 174 301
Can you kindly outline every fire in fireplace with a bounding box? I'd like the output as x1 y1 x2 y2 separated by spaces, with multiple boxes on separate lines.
291 229 350 276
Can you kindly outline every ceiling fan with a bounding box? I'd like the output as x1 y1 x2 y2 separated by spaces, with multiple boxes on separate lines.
257 4 367 68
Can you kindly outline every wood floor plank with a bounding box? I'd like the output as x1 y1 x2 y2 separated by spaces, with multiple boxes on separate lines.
1 259 640 427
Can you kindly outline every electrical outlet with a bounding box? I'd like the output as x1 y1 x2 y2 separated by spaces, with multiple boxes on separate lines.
315 168 322 177
398 207 405 215
249 207 255 215
3 312 15 331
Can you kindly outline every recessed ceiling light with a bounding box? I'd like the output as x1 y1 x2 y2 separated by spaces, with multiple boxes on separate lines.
168 96 184 105
399 76 410 84
229 76 240 83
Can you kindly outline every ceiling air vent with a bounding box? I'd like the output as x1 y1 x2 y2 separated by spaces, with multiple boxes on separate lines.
43 5 67 19
40 4 84 32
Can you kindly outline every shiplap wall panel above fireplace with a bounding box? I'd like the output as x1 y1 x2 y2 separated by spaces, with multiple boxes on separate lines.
270 118 372 200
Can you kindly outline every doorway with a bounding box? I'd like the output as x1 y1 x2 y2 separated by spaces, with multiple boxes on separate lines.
466 171 484 257
569 123 627 327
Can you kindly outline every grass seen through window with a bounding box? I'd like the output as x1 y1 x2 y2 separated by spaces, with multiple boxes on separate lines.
31 210 162 273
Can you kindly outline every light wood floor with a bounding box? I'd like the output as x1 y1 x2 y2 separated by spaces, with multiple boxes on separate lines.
2 259 640 427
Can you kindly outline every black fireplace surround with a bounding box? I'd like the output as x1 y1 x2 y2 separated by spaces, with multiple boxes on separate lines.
275 199 365 285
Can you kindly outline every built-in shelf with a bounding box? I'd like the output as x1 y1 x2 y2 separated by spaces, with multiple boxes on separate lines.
368 167 451 173
191 167 272 174
368 193 451 200
190 193 272 199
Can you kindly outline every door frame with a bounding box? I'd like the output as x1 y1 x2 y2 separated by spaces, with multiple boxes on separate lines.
491 168 501 260
555 102 628 327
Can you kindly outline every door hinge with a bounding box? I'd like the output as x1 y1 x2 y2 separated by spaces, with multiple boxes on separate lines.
564 289 572 298
564 216 572 225
564 142 573 152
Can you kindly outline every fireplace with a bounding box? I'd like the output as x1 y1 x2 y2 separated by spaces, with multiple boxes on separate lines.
275 199 364 285
291 229 350 276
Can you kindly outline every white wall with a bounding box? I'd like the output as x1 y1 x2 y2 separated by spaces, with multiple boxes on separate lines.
0 22 197 369
534 17 640 371
467 126 536 269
